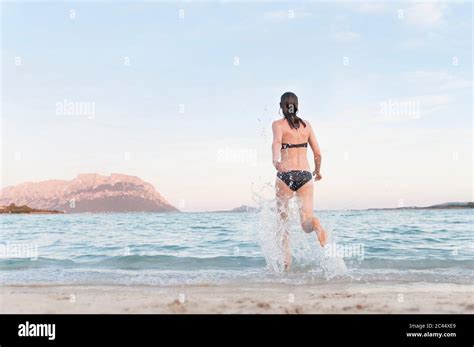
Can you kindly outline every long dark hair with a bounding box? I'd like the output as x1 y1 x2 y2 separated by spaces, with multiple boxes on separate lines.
280 91 306 130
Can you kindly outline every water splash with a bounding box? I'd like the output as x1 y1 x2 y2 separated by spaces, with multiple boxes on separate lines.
252 182 285 273
252 181 348 280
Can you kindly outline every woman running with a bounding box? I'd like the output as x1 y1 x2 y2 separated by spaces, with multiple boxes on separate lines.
272 91 329 270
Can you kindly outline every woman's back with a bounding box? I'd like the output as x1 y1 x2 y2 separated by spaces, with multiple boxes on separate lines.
278 118 311 171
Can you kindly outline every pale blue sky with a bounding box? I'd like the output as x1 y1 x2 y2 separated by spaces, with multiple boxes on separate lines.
1 1 472 211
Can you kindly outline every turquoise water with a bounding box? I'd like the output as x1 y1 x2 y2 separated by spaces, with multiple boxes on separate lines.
0 209 472 285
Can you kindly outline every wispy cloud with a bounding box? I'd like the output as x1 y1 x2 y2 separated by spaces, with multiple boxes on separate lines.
404 70 472 91
403 2 447 28
373 94 452 122
343 2 449 29
263 9 312 21
395 37 426 50
332 30 361 42
348 2 388 14
415 94 452 116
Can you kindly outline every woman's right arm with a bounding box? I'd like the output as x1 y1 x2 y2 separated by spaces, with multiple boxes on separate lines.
272 121 283 171
308 122 322 181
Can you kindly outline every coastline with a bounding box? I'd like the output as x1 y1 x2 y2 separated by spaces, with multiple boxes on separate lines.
2 282 473 314
0 201 472 214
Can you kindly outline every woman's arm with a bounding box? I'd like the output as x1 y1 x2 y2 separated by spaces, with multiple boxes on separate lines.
271 121 284 171
308 122 322 181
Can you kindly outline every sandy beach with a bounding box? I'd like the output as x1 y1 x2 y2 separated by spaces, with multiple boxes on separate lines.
2 282 473 314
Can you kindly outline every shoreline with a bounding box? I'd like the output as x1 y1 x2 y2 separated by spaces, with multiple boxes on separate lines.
2 282 473 314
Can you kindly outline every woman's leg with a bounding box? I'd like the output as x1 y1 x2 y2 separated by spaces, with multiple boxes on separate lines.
296 181 328 247
276 178 294 270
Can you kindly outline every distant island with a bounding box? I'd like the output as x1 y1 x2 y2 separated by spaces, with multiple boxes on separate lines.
367 202 473 211
214 202 473 213
0 173 179 213
212 205 259 213
0 203 63 214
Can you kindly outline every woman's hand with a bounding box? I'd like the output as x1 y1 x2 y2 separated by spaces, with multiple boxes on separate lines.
313 171 322 181
275 161 287 172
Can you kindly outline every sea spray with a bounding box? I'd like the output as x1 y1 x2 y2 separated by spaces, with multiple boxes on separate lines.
252 182 348 279
253 183 286 273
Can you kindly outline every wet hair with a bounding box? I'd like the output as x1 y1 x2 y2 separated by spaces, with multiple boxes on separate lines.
280 91 306 130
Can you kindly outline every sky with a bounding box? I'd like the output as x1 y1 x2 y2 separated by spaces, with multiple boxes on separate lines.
1 1 472 211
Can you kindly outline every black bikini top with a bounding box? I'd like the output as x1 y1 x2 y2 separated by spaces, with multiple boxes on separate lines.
281 143 308 150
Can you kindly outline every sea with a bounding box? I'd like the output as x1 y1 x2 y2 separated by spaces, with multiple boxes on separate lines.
1 205 472 286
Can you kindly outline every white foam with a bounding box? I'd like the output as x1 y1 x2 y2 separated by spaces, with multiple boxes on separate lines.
252 182 348 279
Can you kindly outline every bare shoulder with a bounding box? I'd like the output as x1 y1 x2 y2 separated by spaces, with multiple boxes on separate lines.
272 119 285 129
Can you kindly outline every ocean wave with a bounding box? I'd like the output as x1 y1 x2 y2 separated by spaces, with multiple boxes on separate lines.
351 258 474 270
0 255 266 270
1 255 473 272
0 257 76 270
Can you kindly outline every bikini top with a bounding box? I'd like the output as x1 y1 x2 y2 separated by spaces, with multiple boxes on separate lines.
281 143 308 150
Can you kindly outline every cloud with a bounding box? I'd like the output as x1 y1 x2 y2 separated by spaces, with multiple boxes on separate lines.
373 94 452 122
332 31 361 42
349 2 388 14
396 30 452 51
396 37 426 50
415 94 452 115
403 2 446 28
404 70 472 91
263 9 312 21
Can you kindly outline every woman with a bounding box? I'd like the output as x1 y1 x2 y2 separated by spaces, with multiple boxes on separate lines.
272 91 328 270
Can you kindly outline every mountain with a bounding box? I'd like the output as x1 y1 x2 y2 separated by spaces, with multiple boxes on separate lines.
230 205 259 212
0 173 179 213
213 205 259 213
